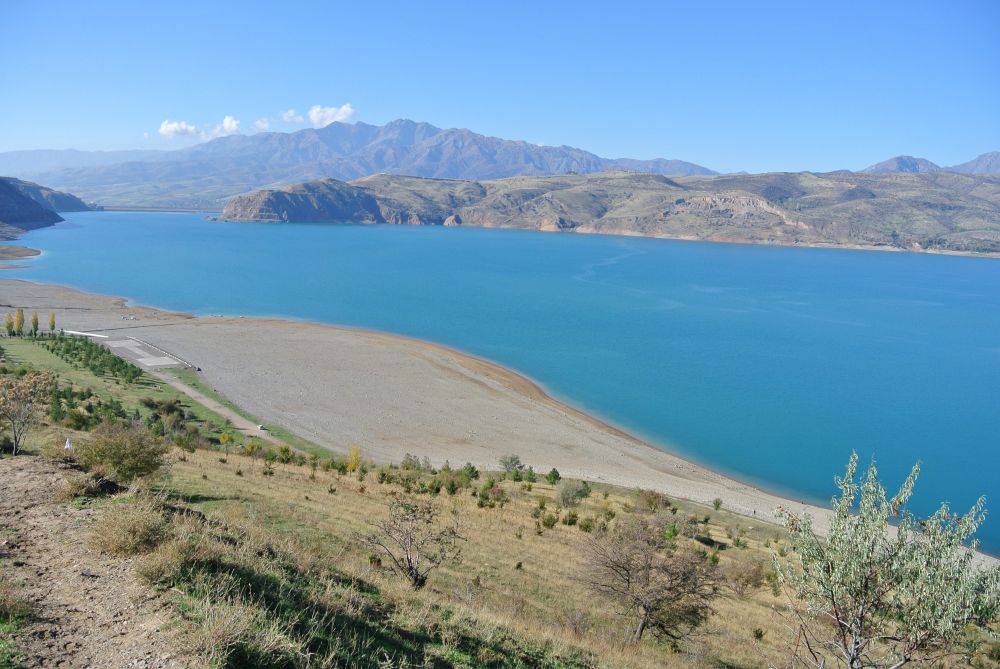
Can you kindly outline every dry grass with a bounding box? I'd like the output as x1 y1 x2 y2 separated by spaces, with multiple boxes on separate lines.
89 494 171 556
163 449 794 669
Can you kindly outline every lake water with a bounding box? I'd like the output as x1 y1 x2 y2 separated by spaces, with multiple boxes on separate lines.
5 212 1000 553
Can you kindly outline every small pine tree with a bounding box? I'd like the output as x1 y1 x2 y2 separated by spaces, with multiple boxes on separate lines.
546 467 561 485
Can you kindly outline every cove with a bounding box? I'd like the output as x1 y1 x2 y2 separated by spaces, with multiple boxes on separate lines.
5 211 1000 553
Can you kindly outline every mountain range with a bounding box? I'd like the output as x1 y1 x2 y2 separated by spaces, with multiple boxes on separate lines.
0 120 716 209
221 169 1000 255
1 120 995 210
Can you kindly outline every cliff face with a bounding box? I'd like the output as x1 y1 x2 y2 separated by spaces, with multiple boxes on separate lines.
0 179 63 239
220 170 1000 254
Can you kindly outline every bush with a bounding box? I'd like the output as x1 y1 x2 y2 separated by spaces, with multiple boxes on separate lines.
545 468 561 485
541 513 558 529
713 497 722 511
556 480 590 508
75 422 170 484
561 510 578 526
90 495 170 556
578 516 595 533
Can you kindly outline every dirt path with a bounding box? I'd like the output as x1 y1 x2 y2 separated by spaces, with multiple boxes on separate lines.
150 370 276 444
0 456 192 668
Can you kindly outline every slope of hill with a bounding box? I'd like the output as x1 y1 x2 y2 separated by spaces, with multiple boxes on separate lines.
863 155 940 173
8 120 715 208
0 178 63 239
221 170 1000 255
5 176 92 211
949 151 1000 175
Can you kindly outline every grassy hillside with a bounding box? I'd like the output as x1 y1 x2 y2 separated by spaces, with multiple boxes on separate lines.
1 336 997 668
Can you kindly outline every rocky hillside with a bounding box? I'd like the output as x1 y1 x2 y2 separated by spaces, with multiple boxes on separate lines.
5 176 91 211
0 178 63 239
12 119 715 209
221 170 1000 255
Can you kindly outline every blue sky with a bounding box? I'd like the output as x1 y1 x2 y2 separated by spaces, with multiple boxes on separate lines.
1 0 997 173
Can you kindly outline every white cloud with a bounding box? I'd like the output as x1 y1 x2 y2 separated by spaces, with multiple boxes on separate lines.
281 108 304 123
158 119 200 138
254 117 270 131
307 103 356 127
212 115 241 137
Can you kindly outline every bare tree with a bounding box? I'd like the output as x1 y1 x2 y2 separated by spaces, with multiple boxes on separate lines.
775 453 1000 669
0 372 51 454
364 497 463 588
584 518 719 645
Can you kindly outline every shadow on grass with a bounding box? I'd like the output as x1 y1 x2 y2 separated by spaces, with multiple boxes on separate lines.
171 549 594 669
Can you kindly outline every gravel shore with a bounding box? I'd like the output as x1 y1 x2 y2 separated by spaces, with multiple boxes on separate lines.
1 278 843 534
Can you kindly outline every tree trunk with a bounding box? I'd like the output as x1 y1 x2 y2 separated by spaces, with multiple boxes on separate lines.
632 613 648 643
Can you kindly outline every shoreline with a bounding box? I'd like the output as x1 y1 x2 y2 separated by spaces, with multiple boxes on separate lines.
1 277 996 563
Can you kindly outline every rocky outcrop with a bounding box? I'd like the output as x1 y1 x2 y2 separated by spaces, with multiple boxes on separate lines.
222 178 383 223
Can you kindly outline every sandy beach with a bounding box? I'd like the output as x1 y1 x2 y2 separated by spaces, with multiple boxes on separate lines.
0 278 849 535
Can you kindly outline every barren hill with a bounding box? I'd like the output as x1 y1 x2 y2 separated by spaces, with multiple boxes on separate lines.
222 170 1000 255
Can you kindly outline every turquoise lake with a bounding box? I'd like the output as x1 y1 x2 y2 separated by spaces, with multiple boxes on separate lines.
5 211 1000 553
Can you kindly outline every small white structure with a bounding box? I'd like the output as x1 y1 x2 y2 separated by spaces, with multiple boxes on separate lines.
64 437 73 451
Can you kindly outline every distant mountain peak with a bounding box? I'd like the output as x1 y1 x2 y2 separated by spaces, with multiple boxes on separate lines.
947 151 1000 175
863 155 940 174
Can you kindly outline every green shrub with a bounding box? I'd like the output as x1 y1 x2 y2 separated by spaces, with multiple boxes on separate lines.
545 468 561 485
541 513 558 529
75 422 169 483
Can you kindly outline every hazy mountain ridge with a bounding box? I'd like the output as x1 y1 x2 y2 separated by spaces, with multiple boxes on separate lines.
221 170 1000 255
4 120 716 208
863 151 999 175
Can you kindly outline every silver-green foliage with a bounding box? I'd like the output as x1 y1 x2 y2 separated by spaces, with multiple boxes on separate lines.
776 452 1000 668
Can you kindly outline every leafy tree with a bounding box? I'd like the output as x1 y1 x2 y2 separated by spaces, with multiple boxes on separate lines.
363 497 463 588
48 312 55 334
585 518 719 645
499 454 524 475
30 311 38 337
346 445 362 473
776 453 1000 669
4 313 13 336
242 439 263 470
218 430 234 456
546 467 561 485
0 372 51 454
13 308 24 336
